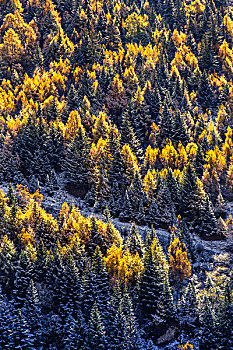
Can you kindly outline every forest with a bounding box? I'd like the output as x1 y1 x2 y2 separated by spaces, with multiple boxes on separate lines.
0 0 233 348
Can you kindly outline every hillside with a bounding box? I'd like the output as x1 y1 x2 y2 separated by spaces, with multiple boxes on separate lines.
0 0 233 349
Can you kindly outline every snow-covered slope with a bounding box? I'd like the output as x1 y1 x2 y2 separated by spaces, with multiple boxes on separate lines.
1 178 232 261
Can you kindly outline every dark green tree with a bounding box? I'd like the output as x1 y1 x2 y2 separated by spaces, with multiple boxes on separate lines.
85 302 106 350
63 127 90 198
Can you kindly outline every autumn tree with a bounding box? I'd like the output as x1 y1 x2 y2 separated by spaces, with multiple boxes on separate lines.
168 236 192 284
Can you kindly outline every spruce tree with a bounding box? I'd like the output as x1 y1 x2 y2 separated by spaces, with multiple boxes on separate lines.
23 280 43 347
166 168 181 210
119 189 134 222
63 127 90 197
146 199 160 227
108 180 121 217
156 182 176 228
33 239 48 284
119 290 141 350
67 84 79 112
179 278 199 329
128 171 145 220
63 311 86 350
138 235 168 321
199 294 218 350
179 164 200 223
108 128 125 187
125 223 144 258
16 114 51 182
60 254 81 317
159 102 175 144
0 288 14 348
13 250 34 308
80 260 96 319
7 311 36 349
0 235 16 294
173 111 188 146
198 71 214 111
219 275 233 348
85 302 106 350
92 246 110 318
120 112 143 162
45 241 66 311
198 195 218 237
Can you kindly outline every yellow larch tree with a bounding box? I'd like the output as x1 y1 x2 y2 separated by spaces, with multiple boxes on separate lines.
122 144 139 184
168 236 192 283
92 111 110 142
178 341 194 350
104 243 143 285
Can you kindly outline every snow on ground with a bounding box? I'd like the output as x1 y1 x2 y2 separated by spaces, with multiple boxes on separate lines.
1 178 233 259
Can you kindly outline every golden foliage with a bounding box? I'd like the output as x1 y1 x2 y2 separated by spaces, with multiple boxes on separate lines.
124 12 149 40
169 236 192 282
93 111 110 142
104 243 143 285
65 111 83 139
122 144 139 183
178 341 194 350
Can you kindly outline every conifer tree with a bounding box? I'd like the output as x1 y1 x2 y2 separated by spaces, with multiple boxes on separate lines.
92 246 110 317
60 254 81 317
23 280 43 347
80 260 96 319
138 234 168 321
48 125 64 172
0 288 14 347
108 128 125 187
166 169 181 210
85 302 106 350
179 278 199 329
215 191 227 218
121 112 143 162
146 199 160 227
128 171 145 220
33 239 48 284
153 275 176 326
199 293 218 350
108 180 121 217
179 164 200 223
119 189 134 222
219 274 233 348
16 114 51 181
0 235 16 294
63 311 86 350
67 84 79 112
198 195 218 237
45 241 66 311
173 111 188 146
198 71 214 111
13 250 34 308
159 102 175 143
119 290 141 349
156 182 176 228
63 127 90 197
125 223 144 258
7 310 36 349
193 144 205 178
86 217 104 256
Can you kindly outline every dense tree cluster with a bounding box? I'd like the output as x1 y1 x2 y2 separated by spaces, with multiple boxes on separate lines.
0 0 233 240
0 186 231 349
1 0 233 348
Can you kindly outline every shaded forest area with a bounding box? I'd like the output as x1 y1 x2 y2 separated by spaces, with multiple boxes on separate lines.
0 0 233 348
